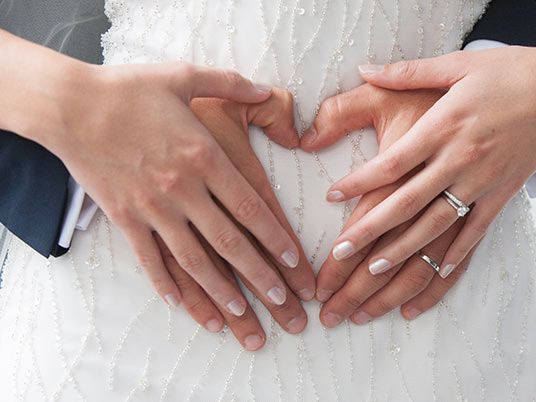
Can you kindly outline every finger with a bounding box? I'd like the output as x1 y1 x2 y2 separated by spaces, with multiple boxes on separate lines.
358 51 469 91
401 240 481 320
332 164 455 262
439 196 504 278
154 233 225 333
184 64 272 103
300 84 376 151
366 195 460 274
155 218 250 316
247 88 300 148
350 217 465 324
325 102 452 201
196 233 268 351
205 153 301 271
121 223 182 308
319 224 410 327
186 198 288 307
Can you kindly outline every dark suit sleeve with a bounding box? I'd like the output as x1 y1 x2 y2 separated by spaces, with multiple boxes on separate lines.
0 129 69 257
464 0 536 47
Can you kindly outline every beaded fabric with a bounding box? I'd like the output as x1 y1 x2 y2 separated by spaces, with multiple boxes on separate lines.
2 0 536 401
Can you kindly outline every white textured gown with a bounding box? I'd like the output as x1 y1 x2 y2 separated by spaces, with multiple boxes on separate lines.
2 1 536 401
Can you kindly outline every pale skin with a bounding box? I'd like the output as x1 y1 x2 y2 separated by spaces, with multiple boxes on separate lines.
0 29 316 350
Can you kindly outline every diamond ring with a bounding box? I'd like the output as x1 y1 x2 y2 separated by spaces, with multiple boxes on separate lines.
442 190 470 217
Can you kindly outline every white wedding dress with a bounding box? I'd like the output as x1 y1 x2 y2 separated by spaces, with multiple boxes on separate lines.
2 0 536 401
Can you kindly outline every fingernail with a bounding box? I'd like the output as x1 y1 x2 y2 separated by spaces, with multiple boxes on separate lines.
244 334 264 351
206 319 222 333
369 258 392 275
297 288 315 301
165 294 180 308
326 190 345 202
316 289 333 303
406 307 421 320
323 312 343 327
301 127 317 145
253 82 272 93
281 250 299 268
332 241 356 261
439 264 456 279
267 287 286 305
358 64 385 75
226 300 246 316
286 316 307 334
352 311 372 325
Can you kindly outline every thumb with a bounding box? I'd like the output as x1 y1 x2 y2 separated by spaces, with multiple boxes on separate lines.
185 64 272 103
300 84 376 152
246 88 300 149
358 51 469 91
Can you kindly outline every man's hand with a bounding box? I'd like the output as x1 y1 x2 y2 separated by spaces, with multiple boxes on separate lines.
300 84 478 326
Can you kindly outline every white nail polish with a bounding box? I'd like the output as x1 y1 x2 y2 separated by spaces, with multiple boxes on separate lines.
165 294 180 308
267 287 286 305
281 250 299 268
326 190 345 202
332 241 356 261
206 319 221 333
440 264 456 279
369 258 392 275
253 83 272 93
358 64 385 74
226 300 246 316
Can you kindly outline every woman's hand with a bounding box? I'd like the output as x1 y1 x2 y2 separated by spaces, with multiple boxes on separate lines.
301 84 477 326
154 90 315 349
0 30 305 320
308 47 536 278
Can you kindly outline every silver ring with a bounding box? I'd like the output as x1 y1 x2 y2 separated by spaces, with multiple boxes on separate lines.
442 190 470 217
417 251 440 273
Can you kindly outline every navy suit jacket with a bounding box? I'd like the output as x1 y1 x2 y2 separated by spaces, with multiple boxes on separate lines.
1 0 535 258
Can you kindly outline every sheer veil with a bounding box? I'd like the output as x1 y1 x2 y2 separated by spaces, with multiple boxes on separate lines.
0 0 109 64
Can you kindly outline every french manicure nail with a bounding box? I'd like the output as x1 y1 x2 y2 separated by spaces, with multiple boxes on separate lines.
323 312 343 327
206 319 222 333
369 258 392 275
267 287 286 305
358 64 385 74
297 288 315 301
165 294 180 308
227 300 246 316
244 334 264 351
281 250 299 268
406 307 422 320
352 311 372 325
286 316 307 334
327 190 345 202
332 241 356 261
316 289 333 302
301 127 317 145
253 83 272 93
439 264 456 279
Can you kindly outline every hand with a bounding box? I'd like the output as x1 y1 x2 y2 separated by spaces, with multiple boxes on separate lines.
300 84 478 326
312 47 536 278
154 89 315 350
32 59 304 318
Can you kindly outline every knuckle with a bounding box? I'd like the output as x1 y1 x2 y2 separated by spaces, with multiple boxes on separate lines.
341 293 365 311
108 204 133 228
403 269 432 293
184 296 209 317
395 60 418 81
358 225 376 245
176 249 205 272
378 155 402 180
223 69 244 88
321 96 343 122
459 144 485 167
235 194 262 222
214 230 242 256
396 191 422 218
373 298 397 314
185 140 218 170
156 170 187 196
429 209 454 233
